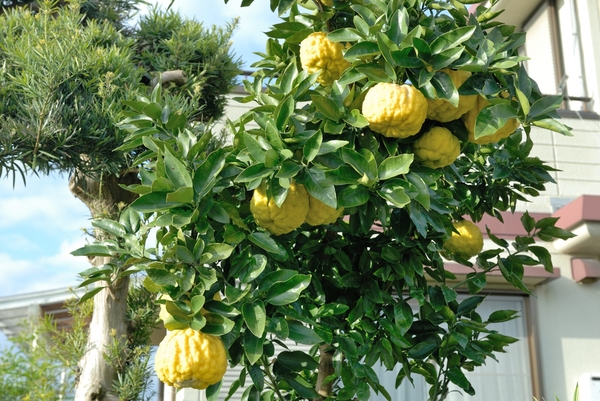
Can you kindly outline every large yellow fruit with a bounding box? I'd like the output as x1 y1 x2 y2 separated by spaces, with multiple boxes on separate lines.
444 220 484 259
300 32 350 86
362 83 428 138
462 96 520 144
154 328 227 390
414 127 461 169
305 195 343 226
250 181 309 235
426 69 477 122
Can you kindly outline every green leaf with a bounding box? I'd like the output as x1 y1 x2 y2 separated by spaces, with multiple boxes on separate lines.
529 245 554 272
248 233 288 261
244 331 263 365
71 245 113 258
378 154 413 180
446 367 474 395
338 185 370 207
242 300 267 338
430 26 476 54
529 95 563 118
91 219 127 239
344 41 381 62
394 301 414 335
119 208 141 234
311 94 343 121
275 95 295 130
266 274 311 305
203 313 235 335
199 243 234 264
377 179 410 208
521 211 536 233
166 187 194 204
327 28 364 42
285 377 320 399
164 148 192 188
244 132 267 163
303 131 322 163
235 164 275 183
317 140 349 156
146 268 178 286
408 339 438 359
488 309 519 323
130 192 185 213
344 109 370 128
287 320 323 344
193 149 226 198
302 167 337 208
342 148 375 180
276 160 303 179
276 351 319 371
457 296 485 315
531 118 572 136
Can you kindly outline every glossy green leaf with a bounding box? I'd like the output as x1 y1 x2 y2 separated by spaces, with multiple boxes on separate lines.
199 243 234 264
71 245 113 257
302 166 337 208
244 331 263 365
377 179 410 208
91 219 127 239
378 154 413 180
248 233 288 261
303 131 322 163
338 185 370 207
276 351 319 371
130 192 185 213
266 274 311 305
193 149 226 198
242 300 267 338
164 148 192 188
203 313 235 335
287 320 323 344
430 26 476 54
311 94 343 121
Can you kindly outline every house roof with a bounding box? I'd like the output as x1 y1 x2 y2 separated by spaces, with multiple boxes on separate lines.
0 287 86 339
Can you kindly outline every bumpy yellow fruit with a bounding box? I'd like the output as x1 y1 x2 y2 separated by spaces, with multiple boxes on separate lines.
444 220 484 259
300 32 350 86
414 127 461 169
362 83 428 138
154 328 227 390
427 69 477 122
305 195 343 226
250 181 309 235
463 96 520 144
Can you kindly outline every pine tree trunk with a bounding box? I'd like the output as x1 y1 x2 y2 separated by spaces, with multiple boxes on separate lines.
74 267 129 401
70 169 139 401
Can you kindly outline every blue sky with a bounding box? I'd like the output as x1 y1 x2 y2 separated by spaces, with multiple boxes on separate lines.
0 0 280 300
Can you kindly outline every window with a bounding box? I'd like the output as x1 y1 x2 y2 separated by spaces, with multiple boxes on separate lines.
521 0 589 111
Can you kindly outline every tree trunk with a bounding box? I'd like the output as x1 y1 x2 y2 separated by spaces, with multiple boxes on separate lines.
314 344 335 401
74 265 129 401
70 169 139 401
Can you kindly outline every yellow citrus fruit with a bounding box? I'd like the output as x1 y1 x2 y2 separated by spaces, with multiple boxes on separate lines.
444 220 484 259
250 180 309 236
300 32 350 86
362 83 428 138
462 96 520 144
321 0 334 5
414 127 461 169
305 195 343 226
427 69 477 122
154 328 227 390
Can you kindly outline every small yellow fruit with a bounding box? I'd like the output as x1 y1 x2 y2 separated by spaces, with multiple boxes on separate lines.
321 0 334 5
414 127 461 169
154 328 227 390
462 96 520 144
444 220 484 259
426 69 477 122
250 181 310 236
305 195 343 226
362 83 428 138
300 32 350 86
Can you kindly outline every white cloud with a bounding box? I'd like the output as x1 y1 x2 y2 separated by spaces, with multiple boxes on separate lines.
0 237 90 297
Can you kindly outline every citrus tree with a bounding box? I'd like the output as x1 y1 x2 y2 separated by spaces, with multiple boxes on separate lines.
73 0 574 400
